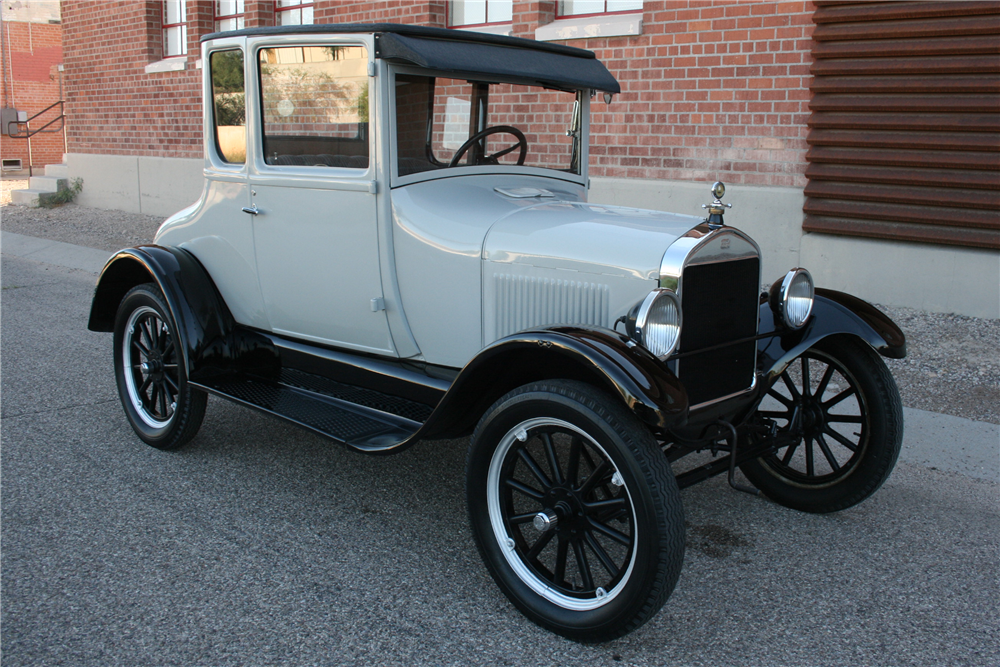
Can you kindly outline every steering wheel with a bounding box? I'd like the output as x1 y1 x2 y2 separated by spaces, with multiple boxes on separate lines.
448 125 528 168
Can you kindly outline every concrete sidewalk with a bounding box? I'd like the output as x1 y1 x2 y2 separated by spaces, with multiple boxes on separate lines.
3 229 997 483
2 230 111 273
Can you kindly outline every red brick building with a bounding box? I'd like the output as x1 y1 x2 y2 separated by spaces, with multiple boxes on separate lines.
0 1 65 170
59 1 999 317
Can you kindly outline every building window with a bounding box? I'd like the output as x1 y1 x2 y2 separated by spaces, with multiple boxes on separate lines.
216 0 245 32
448 1 513 28
275 0 313 26
162 0 188 57
557 1 642 18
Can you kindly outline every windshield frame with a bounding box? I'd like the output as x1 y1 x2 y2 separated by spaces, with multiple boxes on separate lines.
387 63 590 189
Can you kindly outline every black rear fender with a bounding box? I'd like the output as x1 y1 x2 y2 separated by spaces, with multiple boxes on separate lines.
419 326 688 439
87 246 245 382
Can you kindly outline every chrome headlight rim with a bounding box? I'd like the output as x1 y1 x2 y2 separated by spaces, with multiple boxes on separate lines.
772 268 814 329
630 288 682 360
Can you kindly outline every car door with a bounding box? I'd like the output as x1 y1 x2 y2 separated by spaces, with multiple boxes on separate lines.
165 40 269 330
247 40 394 356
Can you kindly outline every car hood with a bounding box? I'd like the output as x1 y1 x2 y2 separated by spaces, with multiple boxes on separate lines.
484 199 705 282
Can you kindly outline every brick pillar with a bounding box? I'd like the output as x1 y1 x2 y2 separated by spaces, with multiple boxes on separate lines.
512 1 555 40
245 0 275 28
186 1 215 59
142 0 164 62
420 1 448 27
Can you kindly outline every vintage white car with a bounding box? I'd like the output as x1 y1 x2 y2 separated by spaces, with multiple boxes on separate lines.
88 24 906 641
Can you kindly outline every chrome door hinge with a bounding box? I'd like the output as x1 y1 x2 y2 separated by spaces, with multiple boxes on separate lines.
369 180 378 194
368 61 377 77
370 297 385 312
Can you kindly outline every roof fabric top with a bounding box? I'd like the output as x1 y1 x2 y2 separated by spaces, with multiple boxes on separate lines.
375 32 621 93
203 23 621 94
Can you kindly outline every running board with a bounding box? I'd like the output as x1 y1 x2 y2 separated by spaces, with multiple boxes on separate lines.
193 374 425 453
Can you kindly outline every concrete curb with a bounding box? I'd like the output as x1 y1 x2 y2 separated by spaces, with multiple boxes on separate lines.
3 230 997 483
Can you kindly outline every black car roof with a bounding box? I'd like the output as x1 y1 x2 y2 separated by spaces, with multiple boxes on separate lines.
202 22 621 93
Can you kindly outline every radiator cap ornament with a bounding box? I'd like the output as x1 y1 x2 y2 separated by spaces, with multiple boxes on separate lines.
702 181 732 227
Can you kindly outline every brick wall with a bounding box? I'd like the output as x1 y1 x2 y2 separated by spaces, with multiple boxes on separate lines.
0 19 64 167
62 1 202 159
314 1 446 27
62 1 813 187
576 1 814 187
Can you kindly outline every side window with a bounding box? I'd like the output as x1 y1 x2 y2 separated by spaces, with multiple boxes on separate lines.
258 45 370 169
210 49 246 165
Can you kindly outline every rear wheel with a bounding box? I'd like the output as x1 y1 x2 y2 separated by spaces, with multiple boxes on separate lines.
113 283 206 450
741 336 902 513
467 380 684 641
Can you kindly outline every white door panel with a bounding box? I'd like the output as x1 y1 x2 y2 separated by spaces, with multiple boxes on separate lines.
251 184 394 354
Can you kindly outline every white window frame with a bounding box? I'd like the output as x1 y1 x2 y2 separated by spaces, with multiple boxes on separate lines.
275 0 314 26
537 1 643 41
162 0 188 58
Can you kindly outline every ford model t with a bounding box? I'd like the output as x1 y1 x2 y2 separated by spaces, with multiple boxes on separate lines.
88 24 905 641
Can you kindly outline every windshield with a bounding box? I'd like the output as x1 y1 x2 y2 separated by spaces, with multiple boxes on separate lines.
394 74 582 177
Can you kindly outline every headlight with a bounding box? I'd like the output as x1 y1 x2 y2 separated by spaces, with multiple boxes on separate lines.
770 268 814 329
626 289 682 359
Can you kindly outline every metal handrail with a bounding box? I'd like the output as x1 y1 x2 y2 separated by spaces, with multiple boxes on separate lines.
6 100 65 138
5 100 68 177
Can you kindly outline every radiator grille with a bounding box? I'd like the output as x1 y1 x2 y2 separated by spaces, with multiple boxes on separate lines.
493 273 610 339
678 257 760 406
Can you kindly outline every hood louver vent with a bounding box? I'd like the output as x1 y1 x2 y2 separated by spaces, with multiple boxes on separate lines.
492 273 610 340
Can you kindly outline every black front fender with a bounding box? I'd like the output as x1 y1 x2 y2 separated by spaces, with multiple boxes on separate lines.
758 288 906 381
419 326 688 439
87 245 240 382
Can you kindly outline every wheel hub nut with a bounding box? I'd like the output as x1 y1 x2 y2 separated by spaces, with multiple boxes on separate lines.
533 510 558 532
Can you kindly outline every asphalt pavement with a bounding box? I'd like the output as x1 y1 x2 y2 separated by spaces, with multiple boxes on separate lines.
2 237 998 666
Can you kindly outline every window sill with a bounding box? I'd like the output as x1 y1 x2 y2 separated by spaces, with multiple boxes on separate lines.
145 58 186 74
451 23 513 37
535 13 642 41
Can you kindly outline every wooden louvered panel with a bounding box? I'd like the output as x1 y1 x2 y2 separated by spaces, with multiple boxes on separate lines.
805 182 1000 210
807 147 1000 169
810 112 1000 132
804 199 999 230
807 130 999 152
811 93 1000 113
812 1 1000 23
813 36 1000 59
812 54 1000 75
813 15 1000 41
806 164 1000 190
803 216 1000 249
806 2 1000 249
811 74 1000 95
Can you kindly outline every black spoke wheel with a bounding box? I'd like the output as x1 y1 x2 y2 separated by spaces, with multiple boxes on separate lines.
113 283 206 450
467 380 684 642
741 335 903 513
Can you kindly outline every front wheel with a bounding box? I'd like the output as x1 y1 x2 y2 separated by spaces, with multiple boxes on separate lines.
467 380 684 642
740 335 903 513
113 283 207 450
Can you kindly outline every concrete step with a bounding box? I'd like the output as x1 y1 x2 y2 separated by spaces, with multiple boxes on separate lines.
10 188 65 207
28 175 67 192
45 163 68 178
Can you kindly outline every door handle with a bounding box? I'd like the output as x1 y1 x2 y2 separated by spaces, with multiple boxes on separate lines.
242 204 259 215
